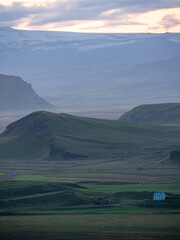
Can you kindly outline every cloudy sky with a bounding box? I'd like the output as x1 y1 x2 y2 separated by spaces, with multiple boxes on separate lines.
0 0 180 33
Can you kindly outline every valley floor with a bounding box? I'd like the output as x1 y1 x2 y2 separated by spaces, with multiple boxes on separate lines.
0 158 180 240
0 213 180 240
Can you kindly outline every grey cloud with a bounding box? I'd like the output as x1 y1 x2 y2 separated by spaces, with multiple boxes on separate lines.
28 0 180 27
160 14 180 30
0 0 179 27
0 2 47 22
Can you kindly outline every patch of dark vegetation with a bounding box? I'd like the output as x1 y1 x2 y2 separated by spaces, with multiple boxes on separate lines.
0 182 86 200
0 192 85 210
114 191 152 200
139 193 180 209
1 229 180 240
49 141 88 159
77 181 100 184
61 182 87 189
0 182 98 212
94 197 112 205
170 150 180 162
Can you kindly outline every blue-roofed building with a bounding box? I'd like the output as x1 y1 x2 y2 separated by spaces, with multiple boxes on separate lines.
153 192 165 200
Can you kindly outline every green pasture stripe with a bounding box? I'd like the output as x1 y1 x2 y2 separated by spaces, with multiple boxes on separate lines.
13 174 79 182
15 207 180 215
83 183 180 194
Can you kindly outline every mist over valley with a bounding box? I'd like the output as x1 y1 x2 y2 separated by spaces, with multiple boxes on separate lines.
0 27 180 112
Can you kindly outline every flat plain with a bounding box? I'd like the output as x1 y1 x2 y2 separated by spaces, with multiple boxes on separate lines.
0 157 180 240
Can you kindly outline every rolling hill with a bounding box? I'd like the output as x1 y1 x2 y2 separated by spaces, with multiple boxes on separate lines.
0 73 53 111
119 103 180 124
0 111 180 161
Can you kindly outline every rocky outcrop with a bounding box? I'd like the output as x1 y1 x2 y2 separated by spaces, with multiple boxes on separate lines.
0 73 53 111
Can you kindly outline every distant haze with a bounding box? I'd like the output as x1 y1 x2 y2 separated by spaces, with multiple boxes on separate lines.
0 27 180 109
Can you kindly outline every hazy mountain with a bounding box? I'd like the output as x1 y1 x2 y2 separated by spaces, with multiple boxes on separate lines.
0 27 180 108
0 73 53 111
0 111 179 161
119 103 180 124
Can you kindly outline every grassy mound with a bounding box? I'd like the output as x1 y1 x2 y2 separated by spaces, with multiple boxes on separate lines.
119 103 180 124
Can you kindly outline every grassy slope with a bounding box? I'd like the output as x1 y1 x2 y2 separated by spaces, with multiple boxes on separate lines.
0 111 180 160
119 103 180 124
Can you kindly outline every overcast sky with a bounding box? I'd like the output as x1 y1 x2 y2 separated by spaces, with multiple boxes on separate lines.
0 0 180 32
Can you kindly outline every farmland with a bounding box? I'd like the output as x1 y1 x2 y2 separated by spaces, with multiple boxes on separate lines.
0 165 180 240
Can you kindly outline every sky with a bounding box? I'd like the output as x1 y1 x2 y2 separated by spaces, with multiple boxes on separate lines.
0 0 180 33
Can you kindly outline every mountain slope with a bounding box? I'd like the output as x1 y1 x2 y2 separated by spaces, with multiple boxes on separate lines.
0 73 53 111
119 103 180 124
0 111 180 161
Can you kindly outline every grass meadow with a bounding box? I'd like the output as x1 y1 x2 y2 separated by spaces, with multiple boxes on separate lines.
0 135 180 240
0 168 180 240
0 214 180 240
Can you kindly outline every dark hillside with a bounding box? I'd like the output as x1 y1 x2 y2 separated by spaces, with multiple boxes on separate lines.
0 111 180 161
0 73 53 111
119 103 180 124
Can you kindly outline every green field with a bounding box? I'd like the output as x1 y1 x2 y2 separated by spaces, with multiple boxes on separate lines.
13 174 80 182
0 171 180 240
82 182 180 194
0 214 180 240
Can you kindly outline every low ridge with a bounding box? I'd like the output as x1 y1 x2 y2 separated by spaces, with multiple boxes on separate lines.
119 103 180 124
0 111 180 161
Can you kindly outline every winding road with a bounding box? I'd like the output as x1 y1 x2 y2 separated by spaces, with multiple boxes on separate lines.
0 172 18 181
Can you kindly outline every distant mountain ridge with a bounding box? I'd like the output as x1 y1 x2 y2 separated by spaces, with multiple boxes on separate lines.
0 27 180 51
0 73 53 111
119 103 180 124
0 111 180 161
0 27 180 108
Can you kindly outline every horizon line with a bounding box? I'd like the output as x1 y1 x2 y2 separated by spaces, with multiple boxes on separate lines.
1 26 180 34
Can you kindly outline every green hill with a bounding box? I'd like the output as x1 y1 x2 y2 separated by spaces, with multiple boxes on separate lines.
119 103 180 124
0 111 180 161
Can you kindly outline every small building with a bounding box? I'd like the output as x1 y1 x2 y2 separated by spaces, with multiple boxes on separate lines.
139 181 147 184
95 197 112 205
153 192 165 200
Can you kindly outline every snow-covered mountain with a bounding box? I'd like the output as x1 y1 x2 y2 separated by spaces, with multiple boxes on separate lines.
1 26 176 51
1 27 180 51
0 27 180 108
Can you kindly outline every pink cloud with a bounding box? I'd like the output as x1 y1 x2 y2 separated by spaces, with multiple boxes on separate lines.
160 14 180 30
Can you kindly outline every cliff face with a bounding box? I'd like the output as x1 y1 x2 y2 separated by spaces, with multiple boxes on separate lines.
0 74 52 111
